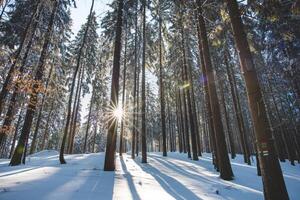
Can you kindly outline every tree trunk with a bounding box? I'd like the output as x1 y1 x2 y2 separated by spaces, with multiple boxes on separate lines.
103 0 124 171
158 2 167 157
178 89 186 153
224 52 250 164
9 107 24 159
141 0 147 163
175 91 183 153
60 0 95 164
40 99 54 150
131 0 138 159
220 79 236 159
10 0 58 166
119 20 128 156
67 66 82 153
225 0 289 198
181 89 191 158
196 0 233 180
194 8 218 169
188 59 202 157
178 2 198 160
29 64 54 154
83 87 94 153
69 67 84 154
267 77 294 164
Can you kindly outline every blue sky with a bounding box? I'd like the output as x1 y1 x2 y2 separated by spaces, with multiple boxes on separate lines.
71 0 112 36
70 0 112 117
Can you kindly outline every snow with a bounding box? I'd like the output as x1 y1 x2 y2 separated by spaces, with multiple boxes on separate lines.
0 151 299 200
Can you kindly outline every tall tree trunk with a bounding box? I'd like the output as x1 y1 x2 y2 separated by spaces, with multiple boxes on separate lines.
188 60 202 157
29 64 54 154
175 91 183 153
224 52 250 164
225 0 289 198
67 66 82 153
196 0 233 180
166 93 171 151
181 89 191 158
261 83 286 162
178 89 187 153
194 7 218 168
178 2 198 160
231 64 251 164
119 20 128 156
10 0 58 166
103 0 124 171
60 0 95 164
135 58 140 157
83 87 94 153
69 67 84 154
158 1 167 157
40 99 54 150
9 106 24 159
131 0 138 159
267 78 293 164
220 79 236 159
141 0 147 163
92 111 98 153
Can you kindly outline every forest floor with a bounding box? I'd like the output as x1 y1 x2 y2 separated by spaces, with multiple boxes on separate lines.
0 151 299 200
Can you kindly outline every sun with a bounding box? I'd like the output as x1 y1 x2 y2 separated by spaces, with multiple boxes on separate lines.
113 105 124 121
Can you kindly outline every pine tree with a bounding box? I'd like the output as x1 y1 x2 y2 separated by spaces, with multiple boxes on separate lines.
195 0 233 180
59 0 97 163
141 0 147 163
157 0 167 157
10 0 59 166
225 0 289 198
104 0 124 171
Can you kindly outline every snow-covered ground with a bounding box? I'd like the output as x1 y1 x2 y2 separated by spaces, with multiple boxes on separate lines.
0 151 299 200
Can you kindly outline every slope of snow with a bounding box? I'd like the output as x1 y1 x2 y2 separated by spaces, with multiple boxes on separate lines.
0 151 299 200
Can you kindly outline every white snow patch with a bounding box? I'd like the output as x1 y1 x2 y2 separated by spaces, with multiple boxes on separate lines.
0 151 299 200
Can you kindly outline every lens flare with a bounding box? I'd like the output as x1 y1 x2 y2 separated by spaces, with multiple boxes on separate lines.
113 105 123 121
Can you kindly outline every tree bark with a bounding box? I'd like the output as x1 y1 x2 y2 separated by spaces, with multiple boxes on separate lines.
40 99 54 150
224 52 250 164
69 66 84 154
104 0 124 171
178 2 198 160
158 1 167 157
220 79 236 159
131 0 138 159
225 0 289 198
119 20 128 156
9 107 24 159
83 86 94 153
141 0 147 163
67 66 82 153
196 0 233 180
29 64 54 154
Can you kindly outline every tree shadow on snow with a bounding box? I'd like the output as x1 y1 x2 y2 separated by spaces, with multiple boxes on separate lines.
133 158 203 200
148 153 263 200
120 157 141 200
0 154 115 200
